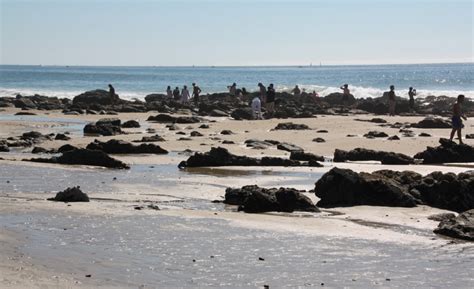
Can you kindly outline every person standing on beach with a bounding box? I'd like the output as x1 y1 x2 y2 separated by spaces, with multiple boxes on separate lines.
388 85 396 116
340 84 350 109
449 94 467 144
192 83 202 104
291 85 301 96
166 86 173 99
228 83 237 97
251 95 263 120
181 85 190 104
173 87 180 101
258 83 267 104
108 84 117 103
266 83 276 118
408 87 417 112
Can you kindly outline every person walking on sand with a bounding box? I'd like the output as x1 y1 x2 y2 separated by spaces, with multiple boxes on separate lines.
340 84 350 109
388 85 396 116
449 94 467 144
192 83 202 104
166 86 173 99
251 95 263 120
408 87 417 112
258 82 266 104
181 85 190 104
291 85 301 96
266 83 276 118
173 86 180 101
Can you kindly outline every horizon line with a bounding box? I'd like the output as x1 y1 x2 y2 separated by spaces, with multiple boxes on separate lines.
1 61 473 68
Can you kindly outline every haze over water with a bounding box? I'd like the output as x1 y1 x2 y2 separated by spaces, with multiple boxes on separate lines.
1 63 472 100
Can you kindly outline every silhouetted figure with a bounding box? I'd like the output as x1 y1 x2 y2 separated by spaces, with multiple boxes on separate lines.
291 85 301 95
340 84 350 108
258 82 266 104
388 85 396 116
449 94 467 144
311 90 319 102
228 83 237 97
251 95 263 120
266 83 276 118
166 86 172 99
192 83 201 104
408 87 417 112
173 87 180 101
108 84 117 103
181 85 190 104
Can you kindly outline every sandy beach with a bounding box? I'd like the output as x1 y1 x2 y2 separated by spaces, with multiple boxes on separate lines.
1 106 473 288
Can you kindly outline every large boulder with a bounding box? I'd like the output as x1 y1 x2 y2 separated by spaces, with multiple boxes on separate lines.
86 139 168 154
274 122 310 130
47 186 89 202
314 168 418 208
147 114 201 124
29 149 129 169
434 209 474 241
73 89 119 105
414 138 474 164
231 108 254 120
323 92 356 106
411 117 452 129
83 118 123 136
334 148 414 165
121 120 140 128
225 185 319 213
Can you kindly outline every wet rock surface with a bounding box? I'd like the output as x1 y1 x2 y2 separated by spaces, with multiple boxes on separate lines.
48 186 90 202
86 139 168 154
434 209 474 241
414 138 474 164
334 148 415 165
224 185 320 213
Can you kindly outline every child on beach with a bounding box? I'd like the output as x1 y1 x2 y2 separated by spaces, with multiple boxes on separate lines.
449 94 467 144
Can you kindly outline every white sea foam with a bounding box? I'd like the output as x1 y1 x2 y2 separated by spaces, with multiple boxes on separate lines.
1 86 472 101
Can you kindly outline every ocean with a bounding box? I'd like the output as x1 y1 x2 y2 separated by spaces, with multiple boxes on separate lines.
0 63 472 100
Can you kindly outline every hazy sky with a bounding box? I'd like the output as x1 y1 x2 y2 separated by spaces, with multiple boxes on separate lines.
1 0 472 66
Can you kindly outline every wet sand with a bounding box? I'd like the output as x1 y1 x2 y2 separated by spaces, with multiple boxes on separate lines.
1 107 473 288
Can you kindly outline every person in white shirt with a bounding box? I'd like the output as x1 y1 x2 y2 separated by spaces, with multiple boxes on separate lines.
181 85 190 104
251 96 263 120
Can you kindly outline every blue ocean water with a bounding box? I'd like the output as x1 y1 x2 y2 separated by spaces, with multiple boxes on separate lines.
0 63 472 100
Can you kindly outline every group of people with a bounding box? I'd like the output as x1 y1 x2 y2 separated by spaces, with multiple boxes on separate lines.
165 83 202 104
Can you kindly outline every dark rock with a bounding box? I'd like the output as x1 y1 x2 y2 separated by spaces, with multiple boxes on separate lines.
84 119 123 136
31 147 51 154
220 130 234 135
121 120 140 128
434 209 474 241
314 168 418 208
190 131 204 137
354 118 387 124
199 124 210 129
55 133 71 141
388 135 400 140
411 117 451 129
290 151 324 162
178 137 192 141
466 134 474 139
274 122 310 130
245 139 274 149
29 148 129 169
0 144 9 152
277 143 304 152
86 139 168 154
209 109 228 117
334 148 414 165
260 157 301 166
419 132 431 137
413 138 474 164
316 130 328 133
57 144 78 153
73 89 119 106
15 112 37 116
222 140 235 144
225 185 319 213
231 108 254 120
133 135 166 142
428 213 456 222
147 114 176 122
364 131 388 138
48 186 89 202
312 137 326 143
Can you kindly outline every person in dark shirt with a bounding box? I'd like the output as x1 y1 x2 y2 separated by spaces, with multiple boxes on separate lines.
258 82 266 104
340 84 350 109
192 83 202 104
449 94 467 144
173 87 180 101
408 87 416 112
266 83 276 118
108 84 117 103
291 85 301 95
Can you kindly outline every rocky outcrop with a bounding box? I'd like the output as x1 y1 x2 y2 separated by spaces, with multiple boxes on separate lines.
411 117 451 129
414 138 474 164
28 149 129 169
73 89 119 105
290 151 324 162
277 143 304 152
224 185 319 213
133 135 165 142
334 148 415 165
314 168 474 212
231 108 254 120
121 120 140 128
178 147 305 168
363 131 389 138
84 118 123 136
274 122 310 130
434 209 474 241
147 114 201 124
47 186 89 202
86 139 168 154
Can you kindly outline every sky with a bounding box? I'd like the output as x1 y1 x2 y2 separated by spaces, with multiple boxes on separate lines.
0 0 472 66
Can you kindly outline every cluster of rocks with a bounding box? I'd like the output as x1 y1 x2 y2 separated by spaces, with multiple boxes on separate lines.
48 186 89 202
334 148 415 165
414 138 474 164
224 185 319 213
86 139 168 154
147 114 202 124
84 118 123 136
314 167 474 213
434 209 474 241
178 147 323 168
